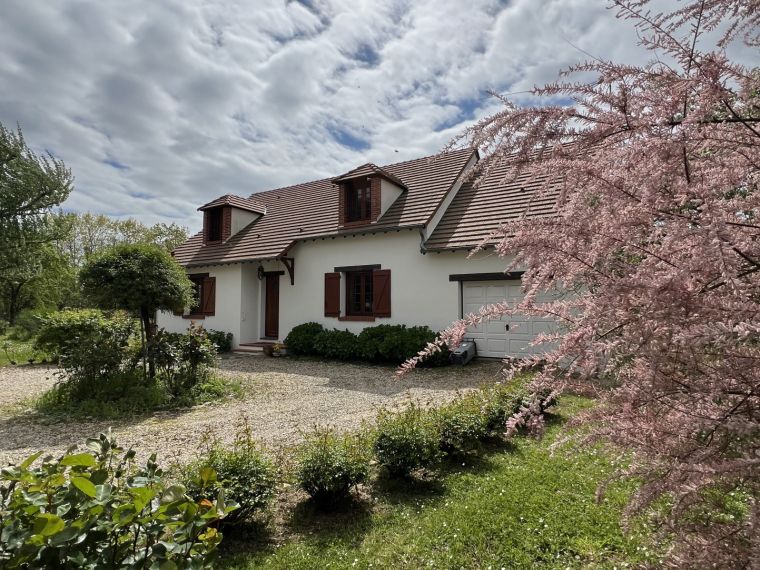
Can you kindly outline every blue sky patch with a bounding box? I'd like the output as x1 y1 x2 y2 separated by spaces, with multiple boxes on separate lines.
327 125 371 151
104 158 129 170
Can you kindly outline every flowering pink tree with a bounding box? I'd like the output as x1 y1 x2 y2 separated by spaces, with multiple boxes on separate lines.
405 1 760 565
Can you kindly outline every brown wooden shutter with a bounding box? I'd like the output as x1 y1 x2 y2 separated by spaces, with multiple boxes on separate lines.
324 272 341 317
372 269 391 317
201 277 216 315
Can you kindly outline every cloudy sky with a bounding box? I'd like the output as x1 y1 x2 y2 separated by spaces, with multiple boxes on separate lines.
0 0 738 231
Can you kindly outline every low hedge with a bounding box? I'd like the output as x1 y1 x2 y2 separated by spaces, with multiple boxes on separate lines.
284 322 325 355
288 323 450 365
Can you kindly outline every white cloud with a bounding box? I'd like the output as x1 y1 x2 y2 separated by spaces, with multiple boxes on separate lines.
0 0 751 231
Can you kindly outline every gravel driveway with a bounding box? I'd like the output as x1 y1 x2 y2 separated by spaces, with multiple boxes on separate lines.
0 355 504 467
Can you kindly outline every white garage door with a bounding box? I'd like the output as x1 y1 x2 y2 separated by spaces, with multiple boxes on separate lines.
462 280 556 359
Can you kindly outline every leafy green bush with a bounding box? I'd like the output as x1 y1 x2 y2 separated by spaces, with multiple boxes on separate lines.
435 394 490 455
284 322 325 355
296 428 371 505
480 382 529 433
0 319 8 335
0 431 235 569
313 328 358 360
36 370 165 419
206 329 233 353
150 325 217 399
36 309 138 401
286 323 451 365
184 426 277 525
35 319 233 419
374 404 442 477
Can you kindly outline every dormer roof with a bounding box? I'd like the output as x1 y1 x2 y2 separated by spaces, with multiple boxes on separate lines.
198 194 267 215
332 163 408 190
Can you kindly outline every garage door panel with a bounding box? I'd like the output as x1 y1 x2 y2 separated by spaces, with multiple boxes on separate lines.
462 280 557 359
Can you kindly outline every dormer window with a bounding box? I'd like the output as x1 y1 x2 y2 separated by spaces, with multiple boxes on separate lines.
345 179 372 222
334 163 408 228
206 207 224 242
198 194 266 246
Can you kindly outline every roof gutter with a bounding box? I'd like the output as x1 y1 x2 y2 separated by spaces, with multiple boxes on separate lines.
419 228 428 255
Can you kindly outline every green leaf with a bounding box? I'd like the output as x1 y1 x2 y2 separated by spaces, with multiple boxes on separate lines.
60 453 96 468
33 513 65 537
161 484 186 504
71 476 97 498
112 504 136 526
19 451 43 469
199 466 216 486
129 486 154 511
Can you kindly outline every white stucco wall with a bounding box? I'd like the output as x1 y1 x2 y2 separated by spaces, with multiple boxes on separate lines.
380 179 404 217
276 230 513 339
156 264 247 346
230 209 260 238
158 231 518 346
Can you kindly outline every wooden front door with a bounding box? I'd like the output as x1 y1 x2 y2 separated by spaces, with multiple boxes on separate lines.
264 273 280 338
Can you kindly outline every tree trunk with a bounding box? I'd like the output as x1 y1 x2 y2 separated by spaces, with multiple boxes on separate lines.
7 282 24 325
140 306 155 379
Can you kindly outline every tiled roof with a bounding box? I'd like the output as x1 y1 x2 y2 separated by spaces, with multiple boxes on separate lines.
333 163 408 189
424 160 559 251
173 148 476 266
198 194 267 214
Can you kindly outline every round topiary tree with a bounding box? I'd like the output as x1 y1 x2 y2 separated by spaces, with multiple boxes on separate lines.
80 244 193 378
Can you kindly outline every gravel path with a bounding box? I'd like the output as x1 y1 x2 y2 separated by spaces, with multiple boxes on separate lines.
0 355 504 467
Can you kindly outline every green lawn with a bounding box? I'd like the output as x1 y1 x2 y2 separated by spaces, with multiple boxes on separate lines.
225 397 661 569
0 335 48 366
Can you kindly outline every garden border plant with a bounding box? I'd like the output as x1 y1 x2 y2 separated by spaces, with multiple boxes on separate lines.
285 322 451 365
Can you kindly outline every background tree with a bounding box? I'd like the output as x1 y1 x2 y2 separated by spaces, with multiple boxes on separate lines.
0 123 73 325
55 212 188 266
79 244 193 378
405 1 760 566
0 123 72 249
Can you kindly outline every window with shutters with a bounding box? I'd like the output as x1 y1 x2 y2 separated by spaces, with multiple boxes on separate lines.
346 270 373 316
188 273 216 317
324 268 390 319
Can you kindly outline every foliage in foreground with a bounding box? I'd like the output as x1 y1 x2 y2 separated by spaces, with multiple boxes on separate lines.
184 425 277 526
295 428 371 505
226 397 663 570
0 431 236 569
398 2 760 564
373 403 443 477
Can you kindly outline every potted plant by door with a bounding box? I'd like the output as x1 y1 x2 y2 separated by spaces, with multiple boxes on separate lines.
271 343 286 357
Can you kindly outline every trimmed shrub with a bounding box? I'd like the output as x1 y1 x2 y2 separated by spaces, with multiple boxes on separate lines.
355 324 393 361
435 394 490 455
374 403 442 477
184 427 277 525
313 328 358 361
206 329 233 353
0 431 235 568
284 322 325 355
296 428 371 505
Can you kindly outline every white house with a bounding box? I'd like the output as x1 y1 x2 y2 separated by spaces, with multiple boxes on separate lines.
157 148 557 359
